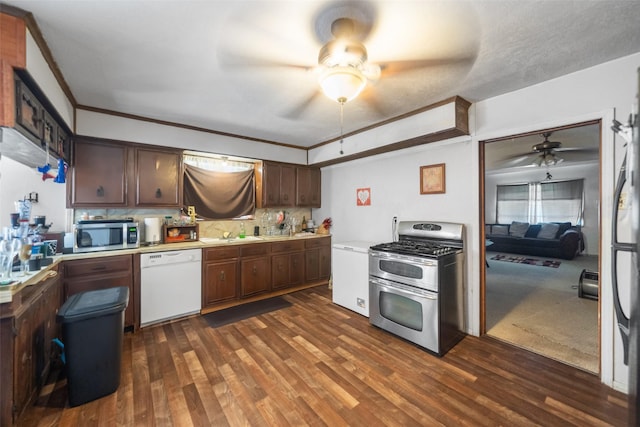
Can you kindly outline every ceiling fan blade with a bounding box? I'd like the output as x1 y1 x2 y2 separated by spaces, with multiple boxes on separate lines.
555 147 599 153
378 56 475 77
359 89 389 119
217 50 312 72
280 90 322 120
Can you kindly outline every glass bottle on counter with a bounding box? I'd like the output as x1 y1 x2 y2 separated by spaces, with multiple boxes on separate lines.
239 222 246 239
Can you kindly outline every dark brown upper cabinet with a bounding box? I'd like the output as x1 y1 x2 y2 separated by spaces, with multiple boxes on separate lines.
68 137 183 208
134 147 183 207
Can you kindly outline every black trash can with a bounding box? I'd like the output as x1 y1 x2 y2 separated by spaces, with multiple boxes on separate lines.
57 286 129 407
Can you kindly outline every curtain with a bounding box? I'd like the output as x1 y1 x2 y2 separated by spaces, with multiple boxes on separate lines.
539 179 584 224
183 164 255 220
496 179 584 225
496 184 529 223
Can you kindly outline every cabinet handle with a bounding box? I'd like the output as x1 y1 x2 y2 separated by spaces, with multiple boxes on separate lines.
96 185 105 197
278 263 283 271
91 266 107 271
283 194 288 201
220 271 225 281
252 266 257 274
155 188 162 198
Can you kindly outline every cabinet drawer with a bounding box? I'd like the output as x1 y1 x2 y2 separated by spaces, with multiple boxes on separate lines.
305 237 330 249
240 243 269 257
271 240 305 253
64 255 132 277
205 247 240 261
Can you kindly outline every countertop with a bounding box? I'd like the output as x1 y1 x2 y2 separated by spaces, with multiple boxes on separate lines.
0 232 330 302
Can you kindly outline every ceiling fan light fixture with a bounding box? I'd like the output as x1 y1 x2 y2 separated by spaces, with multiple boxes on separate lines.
533 151 563 167
319 66 367 103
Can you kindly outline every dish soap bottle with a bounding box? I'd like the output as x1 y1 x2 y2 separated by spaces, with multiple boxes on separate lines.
302 216 307 231
239 222 246 238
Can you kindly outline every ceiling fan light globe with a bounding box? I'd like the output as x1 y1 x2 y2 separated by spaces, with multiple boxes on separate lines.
320 67 367 103
318 40 368 68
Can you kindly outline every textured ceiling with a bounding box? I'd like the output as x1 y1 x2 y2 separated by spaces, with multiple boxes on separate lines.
3 0 640 148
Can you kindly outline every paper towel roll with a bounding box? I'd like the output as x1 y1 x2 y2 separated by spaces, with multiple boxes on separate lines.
144 217 162 244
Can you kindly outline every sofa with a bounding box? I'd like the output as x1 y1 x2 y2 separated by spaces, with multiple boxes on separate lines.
485 221 584 260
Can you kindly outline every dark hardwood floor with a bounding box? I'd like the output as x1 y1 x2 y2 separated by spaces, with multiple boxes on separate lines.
20 285 628 426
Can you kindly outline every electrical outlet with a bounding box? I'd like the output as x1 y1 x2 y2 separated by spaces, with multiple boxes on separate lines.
619 192 627 210
357 298 365 308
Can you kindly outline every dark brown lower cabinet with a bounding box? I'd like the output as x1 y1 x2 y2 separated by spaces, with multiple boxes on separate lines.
240 244 271 298
62 255 135 328
0 268 62 426
271 240 305 290
202 236 331 311
305 237 331 282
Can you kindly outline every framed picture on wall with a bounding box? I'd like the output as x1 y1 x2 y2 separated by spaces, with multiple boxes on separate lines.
420 163 446 194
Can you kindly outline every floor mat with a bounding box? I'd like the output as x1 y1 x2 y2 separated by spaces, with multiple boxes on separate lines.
203 296 292 327
490 254 561 268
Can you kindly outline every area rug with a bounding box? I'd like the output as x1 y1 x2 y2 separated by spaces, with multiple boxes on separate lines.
204 296 292 327
490 254 561 268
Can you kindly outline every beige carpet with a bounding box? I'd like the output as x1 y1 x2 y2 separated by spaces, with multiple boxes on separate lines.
486 252 599 373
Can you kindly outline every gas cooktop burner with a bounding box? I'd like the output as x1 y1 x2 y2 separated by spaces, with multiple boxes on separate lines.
370 240 458 258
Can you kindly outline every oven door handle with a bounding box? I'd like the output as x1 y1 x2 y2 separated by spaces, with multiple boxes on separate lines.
370 277 437 300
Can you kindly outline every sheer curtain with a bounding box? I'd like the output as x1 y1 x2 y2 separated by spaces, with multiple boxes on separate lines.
496 179 584 225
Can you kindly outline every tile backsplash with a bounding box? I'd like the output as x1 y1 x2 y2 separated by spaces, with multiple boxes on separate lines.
74 208 314 240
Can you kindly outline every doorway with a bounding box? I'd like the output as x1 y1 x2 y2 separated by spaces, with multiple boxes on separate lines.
480 120 601 373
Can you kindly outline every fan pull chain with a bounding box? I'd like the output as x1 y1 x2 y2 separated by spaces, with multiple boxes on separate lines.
339 100 345 155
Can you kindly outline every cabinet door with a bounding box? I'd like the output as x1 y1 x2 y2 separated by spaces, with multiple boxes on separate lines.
65 274 134 327
42 110 57 154
305 237 331 283
279 164 295 207
56 125 72 164
272 252 304 290
15 78 43 140
319 246 331 280
305 248 320 282
135 148 182 207
203 260 238 307
63 256 134 328
261 162 295 208
240 257 271 297
13 311 34 416
262 162 281 207
290 252 305 285
296 167 321 207
70 139 128 207
271 254 290 290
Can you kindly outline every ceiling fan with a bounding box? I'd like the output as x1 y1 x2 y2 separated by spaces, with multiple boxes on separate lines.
217 2 478 118
531 132 564 167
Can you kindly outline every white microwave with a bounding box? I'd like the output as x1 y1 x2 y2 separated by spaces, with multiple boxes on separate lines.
73 219 139 253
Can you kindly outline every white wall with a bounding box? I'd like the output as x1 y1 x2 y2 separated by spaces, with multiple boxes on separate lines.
0 156 69 233
76 109 308 165
316 52 640 392
485 162 600 256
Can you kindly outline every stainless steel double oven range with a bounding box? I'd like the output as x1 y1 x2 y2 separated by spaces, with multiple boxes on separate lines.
369 221 465 356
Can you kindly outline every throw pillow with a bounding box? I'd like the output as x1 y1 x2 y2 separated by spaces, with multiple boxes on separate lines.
537 223 560 239
491 225 509 235
509 221 529 237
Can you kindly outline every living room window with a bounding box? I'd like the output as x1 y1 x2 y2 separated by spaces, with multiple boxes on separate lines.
496 179 584 225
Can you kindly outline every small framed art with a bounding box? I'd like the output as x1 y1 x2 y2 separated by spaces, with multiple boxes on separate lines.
420 163 446 194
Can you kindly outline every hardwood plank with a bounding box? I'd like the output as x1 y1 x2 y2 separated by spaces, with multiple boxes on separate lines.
17 285 629 426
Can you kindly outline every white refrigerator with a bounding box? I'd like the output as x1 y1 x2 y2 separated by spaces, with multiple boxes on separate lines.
332 241 378 317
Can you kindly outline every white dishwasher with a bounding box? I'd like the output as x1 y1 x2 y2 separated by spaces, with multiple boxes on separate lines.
140 248 202 327
332 241 377 317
